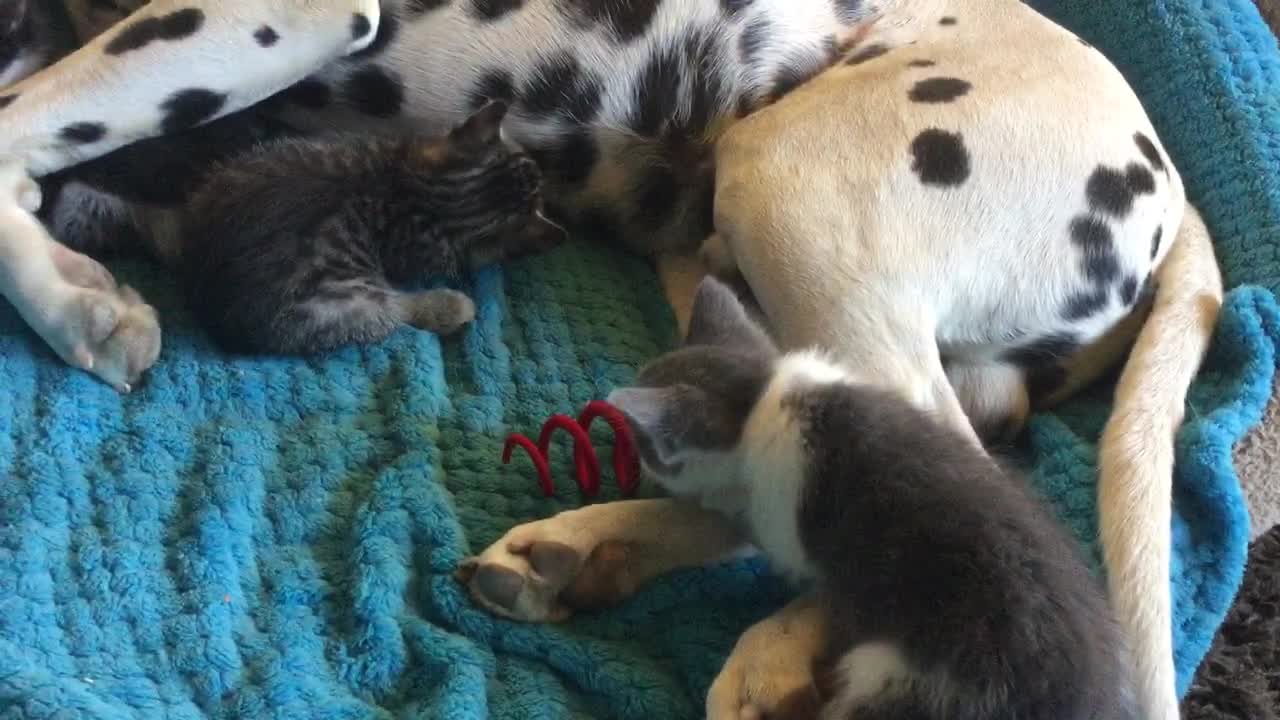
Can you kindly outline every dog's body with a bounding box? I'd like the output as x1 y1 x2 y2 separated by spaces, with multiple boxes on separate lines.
0 1 1223 719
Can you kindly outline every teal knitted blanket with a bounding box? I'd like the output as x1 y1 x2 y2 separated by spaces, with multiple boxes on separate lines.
2 1 1279 717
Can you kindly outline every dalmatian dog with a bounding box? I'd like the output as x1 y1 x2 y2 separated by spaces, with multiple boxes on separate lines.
0 0 1222 718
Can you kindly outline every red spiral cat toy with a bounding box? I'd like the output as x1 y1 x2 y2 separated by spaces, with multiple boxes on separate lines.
502 400 641 498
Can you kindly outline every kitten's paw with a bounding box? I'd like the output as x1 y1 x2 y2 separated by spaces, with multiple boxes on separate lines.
409 289 475 335
455 513 637 622
707 611 824 720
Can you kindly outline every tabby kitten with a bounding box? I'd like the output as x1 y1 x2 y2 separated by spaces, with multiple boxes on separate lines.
180 101 566 355
607 276 1138 720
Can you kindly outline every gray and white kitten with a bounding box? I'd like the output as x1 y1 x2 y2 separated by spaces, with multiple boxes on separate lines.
607 276 1138 720
180 101 566 355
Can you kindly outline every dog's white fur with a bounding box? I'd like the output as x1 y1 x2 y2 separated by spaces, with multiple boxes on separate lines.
0 0 1225 717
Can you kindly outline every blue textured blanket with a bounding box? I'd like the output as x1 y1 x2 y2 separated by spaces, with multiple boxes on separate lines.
1 1 1279 718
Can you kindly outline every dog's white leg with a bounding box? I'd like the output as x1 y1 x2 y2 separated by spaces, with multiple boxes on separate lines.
456 498 749 622
706 593 828 720
0 0 381 175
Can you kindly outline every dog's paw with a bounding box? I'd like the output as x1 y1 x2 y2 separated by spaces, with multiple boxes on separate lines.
706 609 825 720
455 513 638 622
49 242 118 292
91 287 161 393
36 288 123 371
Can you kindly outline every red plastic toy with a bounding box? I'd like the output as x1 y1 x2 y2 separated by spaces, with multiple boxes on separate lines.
502 400 641 498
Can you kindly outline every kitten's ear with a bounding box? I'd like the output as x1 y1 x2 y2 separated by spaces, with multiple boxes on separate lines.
686 276 776 355
451 100 509 149
607 385 703 472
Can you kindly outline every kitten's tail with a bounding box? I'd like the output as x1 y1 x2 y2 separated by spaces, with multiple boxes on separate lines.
1095 201 1223 720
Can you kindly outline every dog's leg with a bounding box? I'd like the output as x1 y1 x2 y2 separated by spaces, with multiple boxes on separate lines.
1098 203 1222 720
656 251 710 339
0 0 381 175
456 498 749 622
706 593 828 720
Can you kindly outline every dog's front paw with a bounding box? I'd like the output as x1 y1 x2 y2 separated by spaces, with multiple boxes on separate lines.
455 512 638 622
90 286 161 394
50 242 118 292
706 605 825 720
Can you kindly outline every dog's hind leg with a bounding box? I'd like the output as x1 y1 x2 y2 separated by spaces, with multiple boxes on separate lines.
0 0 382 175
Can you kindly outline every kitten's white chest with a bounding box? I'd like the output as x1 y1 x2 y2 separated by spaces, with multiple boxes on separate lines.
741 370 822 583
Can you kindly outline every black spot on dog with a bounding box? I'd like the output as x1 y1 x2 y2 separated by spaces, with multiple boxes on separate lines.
472 0 525 21
159 88 226 133
1069 216 1120 285
769 62 813 101
845 43 888 65
1062 286 1110 321
910 129 970 186
722 0 754 16
1150 225 1163 259
254 25 279 46
522 52 603 124
908 59 936 67
406 0 452 13
350 13 372 41
633 164 681 229
1126 162 1156 195
832 0 864 24
739 16 770 65
276 79 332 109
105 8 205 55
469 69 516 110
939 16 957 25
631 45 682 135
558 0 661 42
0 94 16 110
1025 364 1069 403
345 66 405 118
1085 166 1134 217
1085 163 1157 218
1118 274 1140 305
1003 332 1080 368
683 33 733 135
59 122 107 144
351 11 400 58
908 77 971 103
1134 132 1165 173
530 130 599 187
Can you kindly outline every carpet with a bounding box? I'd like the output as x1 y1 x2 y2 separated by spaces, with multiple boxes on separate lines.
0 0 1278 718
1184 523 1280 719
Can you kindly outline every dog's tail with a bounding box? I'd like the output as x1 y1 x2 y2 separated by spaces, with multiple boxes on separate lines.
1096 201 1223 720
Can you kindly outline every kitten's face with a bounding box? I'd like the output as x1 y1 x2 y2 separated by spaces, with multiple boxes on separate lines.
606 277 778 497
415 101 567 259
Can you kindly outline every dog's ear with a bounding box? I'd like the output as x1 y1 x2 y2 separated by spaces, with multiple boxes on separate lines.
607 385 705 473
450 100 509 150
685 276 776 355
